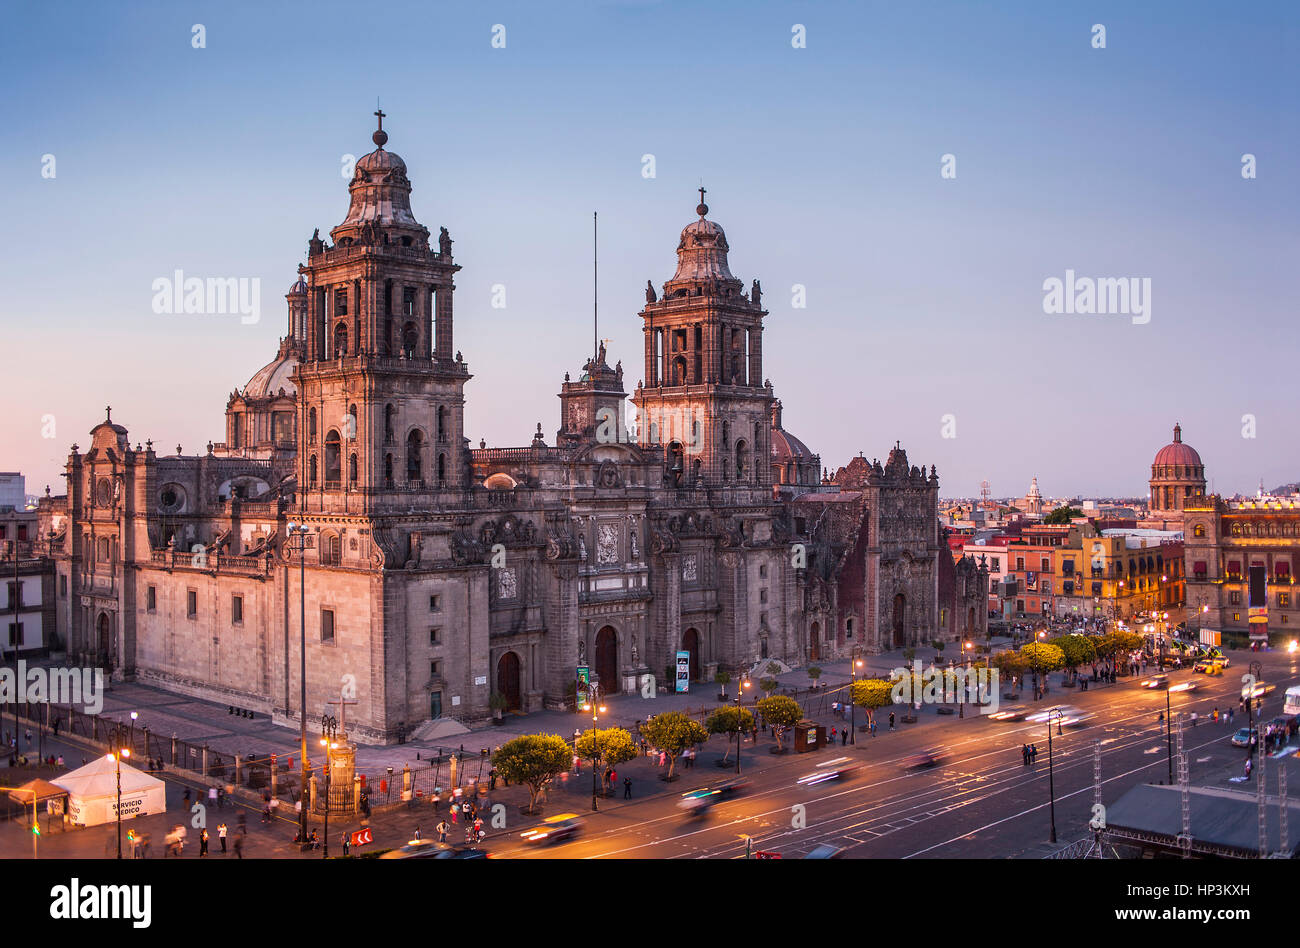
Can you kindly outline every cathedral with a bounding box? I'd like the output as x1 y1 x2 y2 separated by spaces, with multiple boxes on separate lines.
38 116 987 743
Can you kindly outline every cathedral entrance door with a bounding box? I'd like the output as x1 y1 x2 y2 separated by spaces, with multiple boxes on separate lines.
97 613 111 665
595 626 619 693
496 651 521 712
892 594 906 649
682 628 700 682
810 622 820 662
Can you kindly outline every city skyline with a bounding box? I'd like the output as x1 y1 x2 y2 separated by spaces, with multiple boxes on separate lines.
2 0 1296 497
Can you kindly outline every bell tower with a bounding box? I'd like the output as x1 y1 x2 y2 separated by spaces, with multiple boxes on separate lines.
294 112 470 513
633 191 772 493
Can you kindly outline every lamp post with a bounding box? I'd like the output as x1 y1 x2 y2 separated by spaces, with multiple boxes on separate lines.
1247 660 1263 742
287 522 310 847
850 650 863 742
109 735 131 859
320 714 338 858
588 684 604 812
735 673 751 775
1045 709 1064 843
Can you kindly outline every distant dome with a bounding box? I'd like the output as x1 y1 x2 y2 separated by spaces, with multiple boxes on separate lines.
771 427 813 462
244 353 297 399
1153 423 1202 468
288 278 307 296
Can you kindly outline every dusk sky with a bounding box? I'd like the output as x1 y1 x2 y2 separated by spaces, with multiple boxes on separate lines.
2 0 1295 499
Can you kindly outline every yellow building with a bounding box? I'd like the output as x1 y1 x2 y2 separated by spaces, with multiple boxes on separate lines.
1053 526 1184 622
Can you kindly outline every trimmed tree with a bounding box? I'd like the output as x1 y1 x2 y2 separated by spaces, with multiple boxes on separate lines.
491 734 572 813
755 695 801 751
1018 641 1066 693
714 670 732 699
575 726 638 793
806 665 823 688
1049 633 1097 682
990 649 1028 691
642 711 709 779
705 706 756 764
759 676 780 697
851 678 896 725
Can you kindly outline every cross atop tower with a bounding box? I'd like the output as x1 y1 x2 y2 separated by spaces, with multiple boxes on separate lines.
696 186 708 218
105 405 112 422
374 108 385 131
372 107 389 149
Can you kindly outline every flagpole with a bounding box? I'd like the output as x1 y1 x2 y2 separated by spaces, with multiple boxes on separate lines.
593 211 598 362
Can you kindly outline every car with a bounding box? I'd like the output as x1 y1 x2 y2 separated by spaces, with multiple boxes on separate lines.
1141 675 1170 690
987 705 1029 721
796 758 862 786
903 747 948 770
1243 682 1277 700
519 813 583 845
1168 680 1200 693
378 841 490 859
803 844 847 859
1211 655 1231 668
677 778 751 813
1193 661 1212 674
1025 705 1088 726
1230 728 1258 748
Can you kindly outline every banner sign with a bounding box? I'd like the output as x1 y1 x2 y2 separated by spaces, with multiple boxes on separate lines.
675 651 690 693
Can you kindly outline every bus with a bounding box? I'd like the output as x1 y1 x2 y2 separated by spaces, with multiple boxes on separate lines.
1284 686 1300 717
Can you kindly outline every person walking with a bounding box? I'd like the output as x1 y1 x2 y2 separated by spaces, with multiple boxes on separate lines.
889 712 896 732
841 727 848 746
623 776 633 799
199 828 209 857
342 832 350 856
1021 744 1029 766
217 822 228 854
233 828 245 859
436 820 449 843
208 785 218 811
414 825 422 841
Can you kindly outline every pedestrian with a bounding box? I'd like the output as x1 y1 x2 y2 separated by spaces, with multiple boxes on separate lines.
870 718 877 737
830 726 837 744
889 712 896 731
450 801 459 824
1021 744 1029 766
183 788 191 810
233 829 245 859
623 777 632 799
414 825 422 841
1191 711 1198 727
208 785 218 810
218 822 228 854
1245 757 1253 780
199 828 209 857
473 817 484 843
437 820 449 843
342 833 350 856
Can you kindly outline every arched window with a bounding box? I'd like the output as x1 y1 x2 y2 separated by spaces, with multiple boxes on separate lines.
437 453 446 485
384 454 394 489
384 404 395 443
308 408 317 443
407 430 424 483
333 322 348 358
735 439 749 477
324 431 342 485
668 442 684 487
403 322 418 359
437 406 446 443
347 404 358 440
348 453 358 484
672 356 687 386
309 455 318 487
1194 524 1205 538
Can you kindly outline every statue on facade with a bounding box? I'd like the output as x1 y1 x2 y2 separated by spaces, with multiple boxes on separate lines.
439 227 452 255
645 280 657 303
631 641 639 665
751 279 762 307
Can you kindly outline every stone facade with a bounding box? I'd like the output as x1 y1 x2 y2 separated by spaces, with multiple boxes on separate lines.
37 118 987 743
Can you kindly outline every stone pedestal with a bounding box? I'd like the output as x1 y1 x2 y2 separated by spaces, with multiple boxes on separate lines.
327 736 357 814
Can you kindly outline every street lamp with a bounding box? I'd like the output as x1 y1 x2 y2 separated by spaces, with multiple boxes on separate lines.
1045 709 1064 843
735 673 751 775
1247 661 1263 742
108 741 131 859
320 714 338 857
850 649 863 743
588 684 605 812
286 522 311 847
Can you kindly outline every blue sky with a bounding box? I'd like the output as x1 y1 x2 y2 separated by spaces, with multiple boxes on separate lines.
1 0 1295 498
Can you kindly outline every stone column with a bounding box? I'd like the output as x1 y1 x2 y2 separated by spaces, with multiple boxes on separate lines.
434 282 454 361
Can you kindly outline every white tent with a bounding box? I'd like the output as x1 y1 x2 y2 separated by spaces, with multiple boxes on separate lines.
53 756 167 827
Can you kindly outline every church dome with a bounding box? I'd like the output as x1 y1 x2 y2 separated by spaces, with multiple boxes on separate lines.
243 353 297 399
288 277 307 296
1153 424 1201 468
332 114 425 238
771 427 813 462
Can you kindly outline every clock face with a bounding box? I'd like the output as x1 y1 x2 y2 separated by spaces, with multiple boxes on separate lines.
96 478 112 506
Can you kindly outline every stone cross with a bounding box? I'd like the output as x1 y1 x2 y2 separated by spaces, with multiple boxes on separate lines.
325 691 359 737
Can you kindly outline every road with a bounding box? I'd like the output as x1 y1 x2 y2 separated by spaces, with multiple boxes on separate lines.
491 651 1300 859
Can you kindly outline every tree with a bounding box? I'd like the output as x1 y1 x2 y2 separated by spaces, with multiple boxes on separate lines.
755 695 801 751
575 725 638 792
1044 506 1083 525
1049 634 1097 681
850 679 895 724
642 712 709 779
491 734 571 813
990 650 1028 691
1018 641 1066 692
714 671 732 697
706 706 756 764
1095 630 1143 671
806 665 823 687
758 677 779 697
